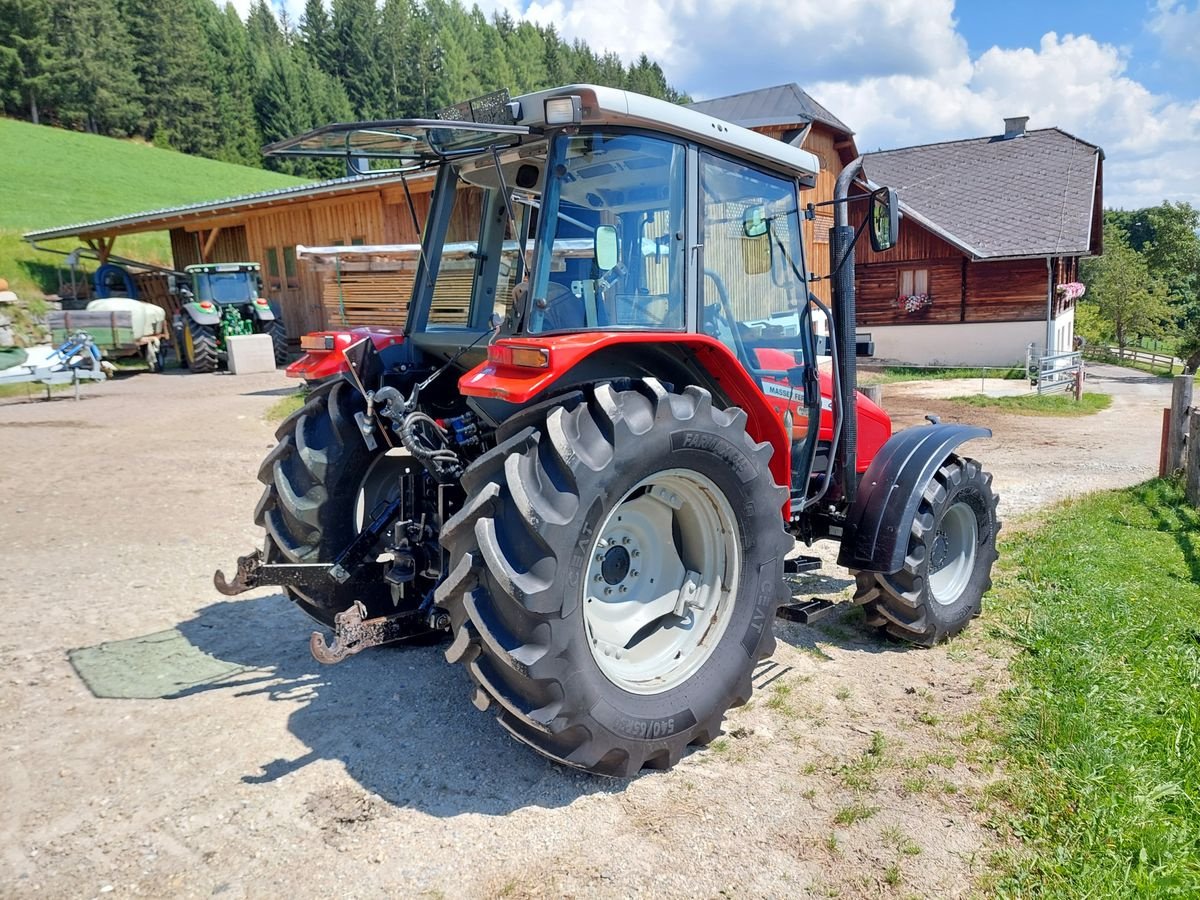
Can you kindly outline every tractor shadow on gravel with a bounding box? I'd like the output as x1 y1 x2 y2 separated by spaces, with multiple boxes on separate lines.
172 593 627 815
163 582 904 815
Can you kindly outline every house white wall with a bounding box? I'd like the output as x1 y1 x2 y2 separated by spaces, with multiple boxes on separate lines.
864 320 1046 367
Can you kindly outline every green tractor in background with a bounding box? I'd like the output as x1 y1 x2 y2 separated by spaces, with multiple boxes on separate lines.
174 262 288 372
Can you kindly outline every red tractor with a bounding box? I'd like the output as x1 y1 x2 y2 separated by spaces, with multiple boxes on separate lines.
217 85 998 776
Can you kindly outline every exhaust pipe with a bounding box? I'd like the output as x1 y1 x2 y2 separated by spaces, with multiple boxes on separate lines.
830 158 863 505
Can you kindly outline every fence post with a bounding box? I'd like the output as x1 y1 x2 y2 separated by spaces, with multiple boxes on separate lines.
1188 412 1200 507
860 384 883 407
1167 375 1194 473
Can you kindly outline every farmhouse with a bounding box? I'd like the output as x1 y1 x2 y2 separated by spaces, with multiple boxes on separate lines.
855 121 1103 365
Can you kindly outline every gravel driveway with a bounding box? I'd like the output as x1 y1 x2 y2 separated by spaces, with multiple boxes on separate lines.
0 364 1171 898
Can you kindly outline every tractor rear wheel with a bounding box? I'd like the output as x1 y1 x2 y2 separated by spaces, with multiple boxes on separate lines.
852 454 999 646
183 317 218 374
435 379 793 776
254 377 432 633
261 318 289 367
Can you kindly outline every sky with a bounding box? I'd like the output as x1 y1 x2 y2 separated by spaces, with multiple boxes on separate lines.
239 0 1200 210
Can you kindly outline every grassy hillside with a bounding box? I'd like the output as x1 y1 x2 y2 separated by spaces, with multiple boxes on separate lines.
0 118 306 299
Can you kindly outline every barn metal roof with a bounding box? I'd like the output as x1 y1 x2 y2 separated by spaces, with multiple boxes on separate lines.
687 83 853 136
862 128 1104 259
22 170 427 242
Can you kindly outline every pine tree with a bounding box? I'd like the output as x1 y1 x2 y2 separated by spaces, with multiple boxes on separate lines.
49 0 142 135
300 0 335 76
199 0 261 166
0 0 53 122
122 0 220 154
331 0 384 117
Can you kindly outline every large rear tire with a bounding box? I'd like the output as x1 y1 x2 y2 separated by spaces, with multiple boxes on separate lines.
435 379 793 776
183 317 218 374
254 377 430 632
851 454 999 646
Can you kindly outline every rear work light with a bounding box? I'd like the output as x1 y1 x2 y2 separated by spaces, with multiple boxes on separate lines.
301 334 335 351
544 95 582 126
489 343 550 369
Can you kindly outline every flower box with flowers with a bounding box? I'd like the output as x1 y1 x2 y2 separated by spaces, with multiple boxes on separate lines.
894 293 932 314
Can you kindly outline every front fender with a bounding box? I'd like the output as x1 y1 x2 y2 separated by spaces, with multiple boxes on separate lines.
182 302 221 326
249 299 276 321
837 423 991 574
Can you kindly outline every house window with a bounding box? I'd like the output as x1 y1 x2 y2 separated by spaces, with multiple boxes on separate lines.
283 246 298 279
351 236 365 246
265 247 280 278
898 268 929 298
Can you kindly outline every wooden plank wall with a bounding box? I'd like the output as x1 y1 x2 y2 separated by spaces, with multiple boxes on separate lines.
964 258 1049 322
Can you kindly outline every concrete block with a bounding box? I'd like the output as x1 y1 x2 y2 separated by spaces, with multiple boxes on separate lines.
226 333 276 374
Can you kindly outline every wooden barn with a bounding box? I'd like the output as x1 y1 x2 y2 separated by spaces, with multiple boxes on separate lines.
23 171 447 337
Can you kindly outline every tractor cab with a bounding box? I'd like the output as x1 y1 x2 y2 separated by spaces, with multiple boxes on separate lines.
185 263 263 306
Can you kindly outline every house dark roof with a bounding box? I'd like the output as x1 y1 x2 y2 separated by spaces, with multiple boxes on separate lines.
687 84 853 135
863 128 1103 259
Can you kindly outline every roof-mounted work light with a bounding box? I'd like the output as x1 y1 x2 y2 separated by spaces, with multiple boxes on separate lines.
544 95 583 126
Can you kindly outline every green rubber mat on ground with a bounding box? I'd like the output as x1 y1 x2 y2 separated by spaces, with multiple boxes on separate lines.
68 628 247 699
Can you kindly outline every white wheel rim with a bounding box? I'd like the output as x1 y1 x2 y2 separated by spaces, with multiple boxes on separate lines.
927 501 978 606
582 469 741 695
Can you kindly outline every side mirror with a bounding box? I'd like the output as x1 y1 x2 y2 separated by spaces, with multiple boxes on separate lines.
742 205 768 238
869 188 899 252
740 205 771 276
594 225 619 271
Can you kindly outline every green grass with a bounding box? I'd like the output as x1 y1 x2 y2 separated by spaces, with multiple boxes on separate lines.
952 392 1112 417
989 478 1200 895
264 390 308 424
859 365 1026 385
0 117 305 301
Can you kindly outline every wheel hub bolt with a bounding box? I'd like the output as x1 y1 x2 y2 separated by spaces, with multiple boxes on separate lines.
632 549 640 558
619 585 628 593
604 587 613 596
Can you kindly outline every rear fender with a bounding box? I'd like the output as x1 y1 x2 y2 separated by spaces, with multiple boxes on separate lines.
285 328 407 381
459 333 791 500
182 302 221 326
836 423 991 574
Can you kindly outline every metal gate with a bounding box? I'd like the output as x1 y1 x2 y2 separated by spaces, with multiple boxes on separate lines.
1026 345 1083 395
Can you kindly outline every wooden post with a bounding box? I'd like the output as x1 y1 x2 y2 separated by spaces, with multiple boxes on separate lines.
1188 412 1200 507
859 384 883 407
1160 409 1171 477
1167 375 1194 474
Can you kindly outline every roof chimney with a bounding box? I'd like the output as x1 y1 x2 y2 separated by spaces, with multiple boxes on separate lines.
1003 116 1029 139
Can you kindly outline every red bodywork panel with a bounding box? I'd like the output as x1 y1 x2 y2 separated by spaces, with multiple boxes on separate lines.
753 348 890 473
285 327 405 381
459 334 894 503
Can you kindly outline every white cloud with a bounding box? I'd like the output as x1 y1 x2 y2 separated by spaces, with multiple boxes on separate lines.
811 31 1200 208
1149 0 1200 62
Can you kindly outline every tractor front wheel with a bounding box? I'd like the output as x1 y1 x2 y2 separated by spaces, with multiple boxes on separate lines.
852 454 999 646
183 317 218 374
435 379 793 776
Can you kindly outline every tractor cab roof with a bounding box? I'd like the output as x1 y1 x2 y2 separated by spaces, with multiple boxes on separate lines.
264 84 819 187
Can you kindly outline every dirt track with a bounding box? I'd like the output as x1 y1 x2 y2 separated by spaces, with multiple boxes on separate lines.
0 364 1170 898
